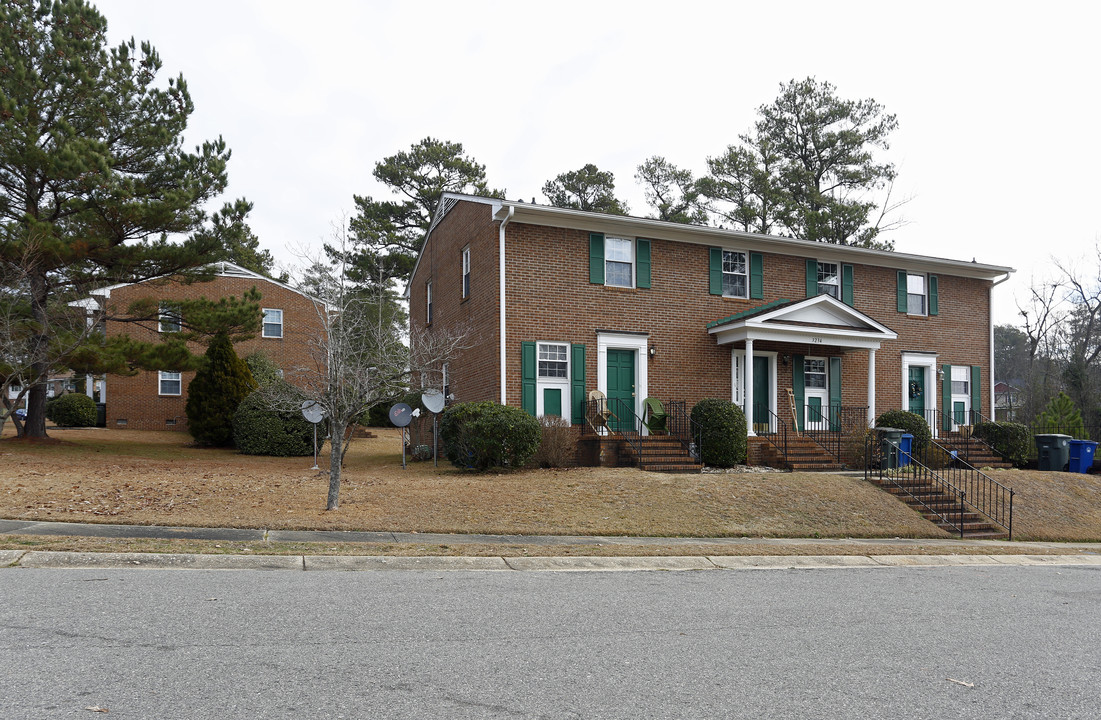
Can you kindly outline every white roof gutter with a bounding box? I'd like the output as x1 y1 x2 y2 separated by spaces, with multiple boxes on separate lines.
495 204 515 405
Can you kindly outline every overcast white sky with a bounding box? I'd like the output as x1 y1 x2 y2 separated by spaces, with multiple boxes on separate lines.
92 0 1100 326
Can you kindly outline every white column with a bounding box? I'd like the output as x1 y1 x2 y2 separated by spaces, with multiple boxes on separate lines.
85 375 94 398
867 349 876 426
744 339 755 437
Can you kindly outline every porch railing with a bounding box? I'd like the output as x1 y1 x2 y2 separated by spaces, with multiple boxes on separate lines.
665 400 702 462
802 404 868 463
583 396 644 460
754 404 793 462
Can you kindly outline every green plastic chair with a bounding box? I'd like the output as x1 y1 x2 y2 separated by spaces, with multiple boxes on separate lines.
643 397 668 434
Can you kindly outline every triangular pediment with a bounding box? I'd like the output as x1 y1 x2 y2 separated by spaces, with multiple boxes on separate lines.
708 295 897 348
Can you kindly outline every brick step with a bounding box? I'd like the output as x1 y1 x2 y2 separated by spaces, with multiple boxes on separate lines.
641 463 704 473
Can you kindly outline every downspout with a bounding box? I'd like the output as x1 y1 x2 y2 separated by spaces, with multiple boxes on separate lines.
989 272 1013 419
498 205 515 405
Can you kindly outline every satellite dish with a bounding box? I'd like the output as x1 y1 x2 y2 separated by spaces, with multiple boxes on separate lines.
422 389 445 414
300 400 325 424
389 402 413 428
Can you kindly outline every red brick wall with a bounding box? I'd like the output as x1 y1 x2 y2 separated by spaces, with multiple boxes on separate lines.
104 275 323 431
414 200 995 427
409 200 500 401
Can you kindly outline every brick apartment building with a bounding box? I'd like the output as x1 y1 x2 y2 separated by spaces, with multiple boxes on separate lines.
408 193 1014 466
96 262 322 431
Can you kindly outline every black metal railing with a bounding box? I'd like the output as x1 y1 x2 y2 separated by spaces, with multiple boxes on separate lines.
803 404 869 463
665 400 702 462
602 397 644 459
865 431 1014 538
754 404 792 462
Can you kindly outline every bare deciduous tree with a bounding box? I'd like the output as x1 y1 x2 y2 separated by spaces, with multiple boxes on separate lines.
287 221 469 510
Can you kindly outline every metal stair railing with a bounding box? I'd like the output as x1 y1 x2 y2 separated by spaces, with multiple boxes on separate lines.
802 404 868 463
605 397 644 462
755 404 792 465
665 400 702 463
865 433 969 537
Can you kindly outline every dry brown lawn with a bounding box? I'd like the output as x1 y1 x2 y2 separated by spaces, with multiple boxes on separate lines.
2 424 942 539
2 424 1098 544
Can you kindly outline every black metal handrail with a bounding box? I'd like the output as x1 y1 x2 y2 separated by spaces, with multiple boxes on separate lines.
605 397 644 460
665 400 702 462
865 432 1014 538
925 438 1014 537
802 404 868 463
865 433 969 537
755 404 792 463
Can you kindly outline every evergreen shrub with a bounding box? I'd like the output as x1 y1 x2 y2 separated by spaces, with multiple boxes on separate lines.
972 421 1031 467
185 332 257 447
46 393 96 427
233 383 314 456
875 410 932 454
439 401 541 471
690 398 747 467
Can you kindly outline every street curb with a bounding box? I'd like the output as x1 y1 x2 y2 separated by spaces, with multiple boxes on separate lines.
5 551 1101 572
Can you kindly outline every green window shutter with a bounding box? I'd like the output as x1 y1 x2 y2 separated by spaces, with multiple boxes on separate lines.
829 357 842 431
636 239 651 289
929 275 939 316
749 252 764 299
521 341 536 416
806 259 818 298
941 364 952 432
842 264 854 306
589 233 605 284
709 248 722 295
571 343 586 425
792 354 805 432
970 365 982 421
897 271 908 313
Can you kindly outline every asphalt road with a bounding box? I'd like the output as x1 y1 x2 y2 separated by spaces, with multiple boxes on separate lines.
2 565 1099 719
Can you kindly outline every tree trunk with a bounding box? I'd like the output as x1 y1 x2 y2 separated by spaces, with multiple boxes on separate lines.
326 419 344 510
24 272 51 438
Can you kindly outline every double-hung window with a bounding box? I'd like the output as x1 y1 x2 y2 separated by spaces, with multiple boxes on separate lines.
461 247 471 299
907 274 926 315
723 250 748 298
159 371 182 396
537 343 569 379
158 304 181 333
951 366 969 396
262 308 283 338
605 237 634 288
817 262 840 299
426 281 433 324
804 359 827 389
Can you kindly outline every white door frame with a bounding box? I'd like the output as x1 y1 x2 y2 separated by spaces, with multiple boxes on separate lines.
597 332 648 426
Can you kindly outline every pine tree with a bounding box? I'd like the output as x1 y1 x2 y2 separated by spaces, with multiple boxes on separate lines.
185 332 257 447
1033 392 1087 439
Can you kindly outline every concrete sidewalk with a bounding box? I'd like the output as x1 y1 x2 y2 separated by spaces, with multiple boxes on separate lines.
2 518 1100 572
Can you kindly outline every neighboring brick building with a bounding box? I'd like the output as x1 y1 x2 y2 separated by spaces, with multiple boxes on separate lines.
409 194 1013 465
97 263 322 431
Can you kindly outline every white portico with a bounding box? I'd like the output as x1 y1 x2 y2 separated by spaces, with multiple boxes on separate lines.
707 295 898 435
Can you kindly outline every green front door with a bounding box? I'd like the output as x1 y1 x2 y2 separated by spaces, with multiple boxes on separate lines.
753 356 769 431
607 349 635 431
908 367 925 415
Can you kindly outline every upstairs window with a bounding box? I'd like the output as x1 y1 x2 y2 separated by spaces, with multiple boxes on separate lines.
537 343 569 378
158 304 181 333
426 281 433 324
461 247 471 299
605 237 634 287
723 250 748 298
907 274 926 315
817 262 840 299
262 308 283 338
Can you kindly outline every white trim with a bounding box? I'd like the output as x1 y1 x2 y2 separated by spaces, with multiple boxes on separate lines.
158 371 182 396
604 235 636 288
440 193 1014 280
901 352 937 426
709 294 896 349
496 205 514 405
721 249 749 299
261 308 283 338
596 332 648 423
535 341 571 423
461 246 471 299
732 347 778 435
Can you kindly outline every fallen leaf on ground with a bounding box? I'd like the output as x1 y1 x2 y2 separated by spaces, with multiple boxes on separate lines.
84 706 109 713
946 678 974 688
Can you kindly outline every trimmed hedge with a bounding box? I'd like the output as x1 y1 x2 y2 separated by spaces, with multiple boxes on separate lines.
232 383 315 457
690 398 747 467
875 410 931 454
46 393 97 427
439 401 541 471
972 421 1031 467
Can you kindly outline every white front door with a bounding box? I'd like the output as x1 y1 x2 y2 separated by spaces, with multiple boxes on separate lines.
803 357 829 431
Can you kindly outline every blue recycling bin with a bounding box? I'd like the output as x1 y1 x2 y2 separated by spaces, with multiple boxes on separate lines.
898 433 914 467
1067 440 1097 474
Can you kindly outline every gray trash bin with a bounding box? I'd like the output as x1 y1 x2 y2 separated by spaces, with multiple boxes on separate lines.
878 427 904 470
1034 433 1071 471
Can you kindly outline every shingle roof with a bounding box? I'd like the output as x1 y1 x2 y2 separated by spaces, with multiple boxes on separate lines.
705 298 795 329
